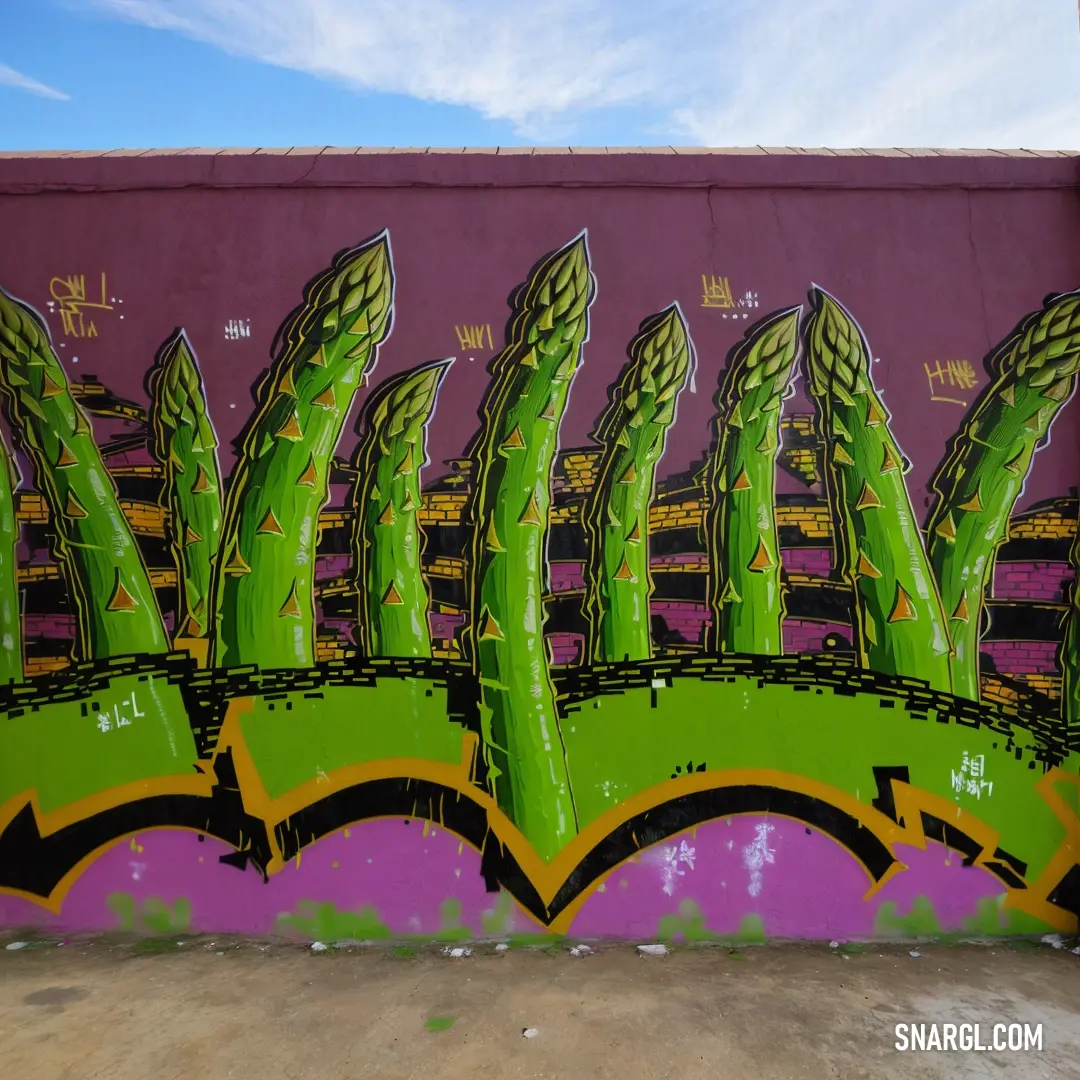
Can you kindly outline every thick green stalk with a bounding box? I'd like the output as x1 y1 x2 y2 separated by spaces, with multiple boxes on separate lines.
927 290 1080 701
213 234 394 670
352 359 451 657
147 329 223 642
806 289 952 690
584 305 692 662
1061 513 1080 726
467 233 595 861
0 289 168 660
0 434 21 682
706 307 801 654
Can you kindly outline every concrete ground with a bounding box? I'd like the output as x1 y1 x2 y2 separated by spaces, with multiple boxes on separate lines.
1 935 1078 1079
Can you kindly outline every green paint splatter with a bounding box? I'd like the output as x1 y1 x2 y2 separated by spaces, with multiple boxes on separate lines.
657 899 719 943
481 892 514 935
277 901 391 943
735 914 766 944
107 893 191 935
275 899 483 945
108 892 136 932
656 902 765 945
961 896 1008 936
425 1016 455 1032
875 895 942 937
433 898 473 942
141 897 191 934
876 894 1050 941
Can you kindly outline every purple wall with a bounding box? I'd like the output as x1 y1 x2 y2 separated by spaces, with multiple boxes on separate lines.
1 149 1078 943
1 150 1078 512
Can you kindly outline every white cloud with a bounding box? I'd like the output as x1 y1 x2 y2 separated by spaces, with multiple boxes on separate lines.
0 64 70 101
78 0 1080 146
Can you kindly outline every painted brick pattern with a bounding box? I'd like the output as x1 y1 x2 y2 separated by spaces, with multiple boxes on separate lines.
418 491 467 526
649 498 705 533
316 554 352 580
1009 512 1075 541
781 548 832 575
650 600 710 644
17 564 61 583
992 561 1072 602
547 632 584 666
24 657 69 676
1014 672 1061 699
549 503 580 524
652 553 709 572
119 500 166 535
429 610 466 644
775 504 831 539
782 619 853 653
982 639 1060 674
427 556 466 580
550 561 585 593
557 450 602 494
23 614 76 638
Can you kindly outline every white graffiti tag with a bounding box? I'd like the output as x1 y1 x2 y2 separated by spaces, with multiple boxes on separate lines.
661 840 696 896
742 823 775 898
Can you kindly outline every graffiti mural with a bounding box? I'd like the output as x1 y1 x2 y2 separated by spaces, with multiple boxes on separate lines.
1 205 1079 944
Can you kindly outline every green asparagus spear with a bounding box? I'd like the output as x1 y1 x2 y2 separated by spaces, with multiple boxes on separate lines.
213 233 394 670
927 290 1080 701
0 432 21 683
352 359 451 657
806 289 952 690
467 233 595 861
706 307 801 655
584 305 693 662
0 289 168 660
147 330 223 644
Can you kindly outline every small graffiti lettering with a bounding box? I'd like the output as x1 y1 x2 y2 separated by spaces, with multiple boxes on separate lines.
701 274 735 310
743 822 775 897
951 751 993 801
660 839 696 895
925 359 978 406
454 323 494 351
47 273 113 338
224 319 252 341
95 691 146 734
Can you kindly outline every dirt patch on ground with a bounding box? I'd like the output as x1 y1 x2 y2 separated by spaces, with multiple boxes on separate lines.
1 936 1078 1079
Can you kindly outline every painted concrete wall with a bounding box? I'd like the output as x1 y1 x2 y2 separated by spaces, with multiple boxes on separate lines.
0 149 1078 943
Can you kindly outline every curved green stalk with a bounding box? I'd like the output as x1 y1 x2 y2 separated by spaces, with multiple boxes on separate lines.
352 359 451 657
0 433 21 682
467 233 595 861
213 233 394 670
927 290 1080 701
0 289 168 660
584 305 692 662
805 289 952 690
147 330 223 643
706 307 801 655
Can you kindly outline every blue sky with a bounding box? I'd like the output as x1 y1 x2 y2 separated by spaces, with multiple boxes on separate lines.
1 0 1078 151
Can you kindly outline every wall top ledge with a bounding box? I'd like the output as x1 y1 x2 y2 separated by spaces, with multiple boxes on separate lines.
0 146 1076 195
